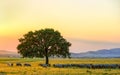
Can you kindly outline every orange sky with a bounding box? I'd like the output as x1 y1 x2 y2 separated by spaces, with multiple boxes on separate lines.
0 0 120 53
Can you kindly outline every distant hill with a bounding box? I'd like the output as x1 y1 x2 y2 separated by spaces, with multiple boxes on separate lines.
1 48 120 58
0 50 20 57
71 48 120 58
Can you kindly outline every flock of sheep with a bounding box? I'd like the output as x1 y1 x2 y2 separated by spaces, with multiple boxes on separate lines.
7 63 31 67
53 64 120 69
7 63 120 69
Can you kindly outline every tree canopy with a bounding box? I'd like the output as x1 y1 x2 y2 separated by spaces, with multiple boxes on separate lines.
17 28 71 64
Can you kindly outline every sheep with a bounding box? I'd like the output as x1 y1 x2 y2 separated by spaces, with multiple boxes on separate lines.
24 63 31 67
53 64 63 68
109 64 117 69
53 64 119 69
39 64 50 67
7 63 13 67
62 64 71 68
16 63 22 66
85 64 92 69
91 64 102 69
117 64 120 69
90 64 118 69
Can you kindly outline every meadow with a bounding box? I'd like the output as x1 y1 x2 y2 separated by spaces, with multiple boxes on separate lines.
0 58 120 75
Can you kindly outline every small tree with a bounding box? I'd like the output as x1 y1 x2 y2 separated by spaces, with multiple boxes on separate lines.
17 28 71 64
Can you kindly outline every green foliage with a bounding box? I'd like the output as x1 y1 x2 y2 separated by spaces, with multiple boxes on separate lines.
17 28 71 64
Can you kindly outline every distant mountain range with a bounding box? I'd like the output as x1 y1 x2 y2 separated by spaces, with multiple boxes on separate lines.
0 50 20 57
71 48 120 58
0 48 120 58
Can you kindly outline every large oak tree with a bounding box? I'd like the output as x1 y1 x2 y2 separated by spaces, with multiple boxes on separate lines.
17 28 71 64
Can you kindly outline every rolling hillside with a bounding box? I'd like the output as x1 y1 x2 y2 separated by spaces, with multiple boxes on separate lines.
71 48 120 58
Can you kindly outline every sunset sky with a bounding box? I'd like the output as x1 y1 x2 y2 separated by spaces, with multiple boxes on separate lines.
0 0 120 53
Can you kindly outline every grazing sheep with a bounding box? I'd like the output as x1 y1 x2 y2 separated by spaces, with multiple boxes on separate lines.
7 63 13 67
71 64 88 68
16 63 22 66
109 64 118 69
90 64 118 69
76 64 85 68
24 63 31 67
85 64 92 69
53 64 92 68
117 64 120 69
53 64 63 68
53 64 119 69
39 64 50 67
62 64 71 68
91 64 104 69
53 64 77 68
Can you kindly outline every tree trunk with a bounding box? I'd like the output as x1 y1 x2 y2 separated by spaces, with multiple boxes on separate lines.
45 48 49 64
45 55 49 64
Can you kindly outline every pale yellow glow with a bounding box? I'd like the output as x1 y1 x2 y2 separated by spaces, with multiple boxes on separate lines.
0 0 120 52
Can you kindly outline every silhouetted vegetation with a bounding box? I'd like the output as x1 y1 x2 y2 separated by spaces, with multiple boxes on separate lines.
17 28 71 64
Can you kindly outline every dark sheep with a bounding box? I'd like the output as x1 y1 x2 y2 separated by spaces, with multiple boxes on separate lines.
85 64 92 69
16 63 22 66
24 63 31 67
62 64 71 68
109 64 118 69
71 64 80 67
39 64 50 67
90 64 118 69
117 64 120 69
76 64 86 68
103 64 111 68
53 64 119 69
71 64 91 68
90 64 102 69
53 64 92 68
53 64 64 68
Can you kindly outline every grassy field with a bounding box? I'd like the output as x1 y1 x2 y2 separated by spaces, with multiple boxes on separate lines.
0 58 120 75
